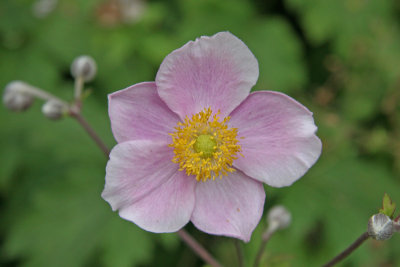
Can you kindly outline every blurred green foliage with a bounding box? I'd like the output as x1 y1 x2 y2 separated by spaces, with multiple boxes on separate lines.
1 0 400 266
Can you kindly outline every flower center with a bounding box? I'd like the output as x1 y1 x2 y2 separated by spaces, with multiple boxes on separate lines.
193 134 216 158
169 107 242 182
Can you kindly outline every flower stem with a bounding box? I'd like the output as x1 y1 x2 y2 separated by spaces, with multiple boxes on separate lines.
69 111 110 157
234 240 244 267
253 228 275 267
74 75 84 101
322 232 369 267
21 82 68 105
177 229 223 267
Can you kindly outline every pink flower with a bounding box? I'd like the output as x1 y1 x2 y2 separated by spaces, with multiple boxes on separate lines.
102 32 322 242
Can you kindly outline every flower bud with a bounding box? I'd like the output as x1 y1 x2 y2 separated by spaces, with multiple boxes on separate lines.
267 205 291 230
71 55 97 82
368 213 393 240
42 100 66 120
3 81 35 111
32 0 57 18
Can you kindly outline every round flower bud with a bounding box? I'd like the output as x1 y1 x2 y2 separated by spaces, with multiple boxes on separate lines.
267 205 292 230
32 0 57 18
71 55 97 82
42 100 66 120
368 213 393 240
3 81 34 111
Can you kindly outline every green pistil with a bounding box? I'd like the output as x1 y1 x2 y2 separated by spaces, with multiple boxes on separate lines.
194 134 216 158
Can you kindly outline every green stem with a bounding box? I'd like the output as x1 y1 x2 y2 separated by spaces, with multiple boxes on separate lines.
177 230 223 267
253 228 275 267
322 232 369 267
234 240 244 267
70 111 110 157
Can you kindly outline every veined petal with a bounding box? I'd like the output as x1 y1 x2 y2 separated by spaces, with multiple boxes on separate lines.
191 170 265 242
102 141 196 233
108 82 180 143
229 91 322 187
156 32 259 120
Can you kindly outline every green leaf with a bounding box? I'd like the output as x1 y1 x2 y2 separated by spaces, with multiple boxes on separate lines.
379 193 396 219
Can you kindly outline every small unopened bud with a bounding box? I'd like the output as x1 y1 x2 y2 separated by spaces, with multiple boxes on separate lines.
32 0 58 18
267 205 291 231
71 55 97 82
368 213 393 240
42 100 66 120
3 81 35 111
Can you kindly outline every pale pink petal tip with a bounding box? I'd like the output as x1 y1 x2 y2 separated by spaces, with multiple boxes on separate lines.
102 141 196 233
191 170 266 242
156 31 259 120
230 91 322 188
108 82 180 143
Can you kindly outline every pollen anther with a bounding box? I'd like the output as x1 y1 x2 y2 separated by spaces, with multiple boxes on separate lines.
169 108 242 182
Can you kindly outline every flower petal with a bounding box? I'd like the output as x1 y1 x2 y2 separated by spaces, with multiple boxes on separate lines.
102 140 196 233
108 82 180 143
191 170 265 242
229 91 322 187
156 32 259 120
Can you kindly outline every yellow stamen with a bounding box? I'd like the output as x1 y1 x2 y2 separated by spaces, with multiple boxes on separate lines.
169 107 242 182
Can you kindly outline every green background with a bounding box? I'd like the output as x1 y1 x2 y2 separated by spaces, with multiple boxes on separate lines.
1 0 400 266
